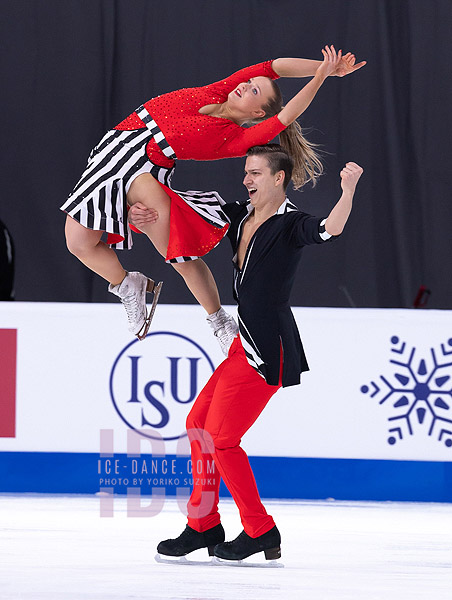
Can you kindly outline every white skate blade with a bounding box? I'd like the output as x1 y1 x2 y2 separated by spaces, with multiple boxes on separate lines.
137 281 163 341
154 553 215 566
212 556 284 568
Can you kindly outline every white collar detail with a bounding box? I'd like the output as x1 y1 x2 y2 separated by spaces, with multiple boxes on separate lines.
241 196 298 216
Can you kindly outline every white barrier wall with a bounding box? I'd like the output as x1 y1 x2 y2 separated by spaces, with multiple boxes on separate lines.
0 303 451 500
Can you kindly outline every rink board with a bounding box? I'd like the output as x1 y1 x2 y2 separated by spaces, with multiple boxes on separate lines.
1 452 451 502
0 302 451 501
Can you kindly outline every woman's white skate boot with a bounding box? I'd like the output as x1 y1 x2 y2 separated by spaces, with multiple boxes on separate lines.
206 307 239 356
109 271 163 340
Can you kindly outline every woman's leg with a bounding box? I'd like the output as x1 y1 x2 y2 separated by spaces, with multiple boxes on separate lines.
65 216 126 285
127 173 220 313
172 260 220 315
65 215 156 337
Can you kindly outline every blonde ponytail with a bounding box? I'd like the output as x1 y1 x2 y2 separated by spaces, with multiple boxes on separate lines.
249 79 324 190
280 120 323 190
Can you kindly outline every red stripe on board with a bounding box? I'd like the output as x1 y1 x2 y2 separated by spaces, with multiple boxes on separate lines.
0 329 17 437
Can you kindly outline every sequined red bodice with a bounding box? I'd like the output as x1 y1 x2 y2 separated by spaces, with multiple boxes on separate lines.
115 62 285 168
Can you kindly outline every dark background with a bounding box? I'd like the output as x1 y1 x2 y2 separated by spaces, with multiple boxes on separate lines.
1 0 451 309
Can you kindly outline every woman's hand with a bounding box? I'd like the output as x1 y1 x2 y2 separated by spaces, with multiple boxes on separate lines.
277 45 341 126
332 52 367 77
316 45 342 80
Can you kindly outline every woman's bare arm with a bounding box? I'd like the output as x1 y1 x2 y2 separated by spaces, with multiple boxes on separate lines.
277 45 341 126
272 48 366 78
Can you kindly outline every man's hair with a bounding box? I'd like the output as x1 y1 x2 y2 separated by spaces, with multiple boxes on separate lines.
246 144 294 190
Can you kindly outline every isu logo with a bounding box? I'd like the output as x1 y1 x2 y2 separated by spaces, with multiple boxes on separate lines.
110 331 215 441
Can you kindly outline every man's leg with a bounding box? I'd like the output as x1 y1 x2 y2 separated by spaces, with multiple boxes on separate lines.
204 338 281 538
156 353 233 557
157 337 280 557
185 357 230 532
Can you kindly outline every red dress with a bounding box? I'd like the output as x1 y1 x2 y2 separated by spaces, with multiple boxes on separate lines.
115 61 285 261
61 62 285 260
115 61 283 166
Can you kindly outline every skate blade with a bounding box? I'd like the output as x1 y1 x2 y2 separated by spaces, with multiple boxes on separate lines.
136 281 163 341
154 553 215 566
212 556 284 568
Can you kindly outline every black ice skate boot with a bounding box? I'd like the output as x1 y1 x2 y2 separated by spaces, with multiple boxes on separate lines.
157 524 225 557
214 526 281 561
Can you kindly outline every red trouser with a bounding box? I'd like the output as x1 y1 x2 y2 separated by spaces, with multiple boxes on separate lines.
185 336 281 538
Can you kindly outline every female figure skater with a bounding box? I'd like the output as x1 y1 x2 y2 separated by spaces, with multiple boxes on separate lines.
61 45 365 351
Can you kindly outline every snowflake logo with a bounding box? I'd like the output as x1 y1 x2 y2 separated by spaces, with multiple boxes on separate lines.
360 336 452 448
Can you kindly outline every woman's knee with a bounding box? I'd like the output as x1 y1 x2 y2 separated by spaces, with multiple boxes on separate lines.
64 217 100 257
171 261 187 276
65 234 85 258
171 259 200 277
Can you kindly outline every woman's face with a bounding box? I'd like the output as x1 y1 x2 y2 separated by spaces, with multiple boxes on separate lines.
228 76 275 120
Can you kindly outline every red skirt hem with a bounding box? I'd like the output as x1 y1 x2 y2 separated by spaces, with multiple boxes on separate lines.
162 183 228 261
106 183 229 260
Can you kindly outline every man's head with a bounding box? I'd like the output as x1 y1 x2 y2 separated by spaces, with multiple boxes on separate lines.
243 144 293 206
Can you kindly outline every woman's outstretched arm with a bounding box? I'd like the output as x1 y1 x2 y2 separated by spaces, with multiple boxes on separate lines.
277 45 342 126
272 48 366 78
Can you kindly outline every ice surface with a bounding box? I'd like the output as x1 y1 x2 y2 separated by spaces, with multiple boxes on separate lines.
0 494 451 599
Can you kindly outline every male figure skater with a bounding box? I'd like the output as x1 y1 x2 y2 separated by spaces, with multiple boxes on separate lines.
130 144 363 562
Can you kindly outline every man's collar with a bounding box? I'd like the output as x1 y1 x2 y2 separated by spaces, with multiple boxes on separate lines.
243 197 298 216
275 197 298 215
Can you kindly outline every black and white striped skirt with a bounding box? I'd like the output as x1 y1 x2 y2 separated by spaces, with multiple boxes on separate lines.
60 112 229 257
